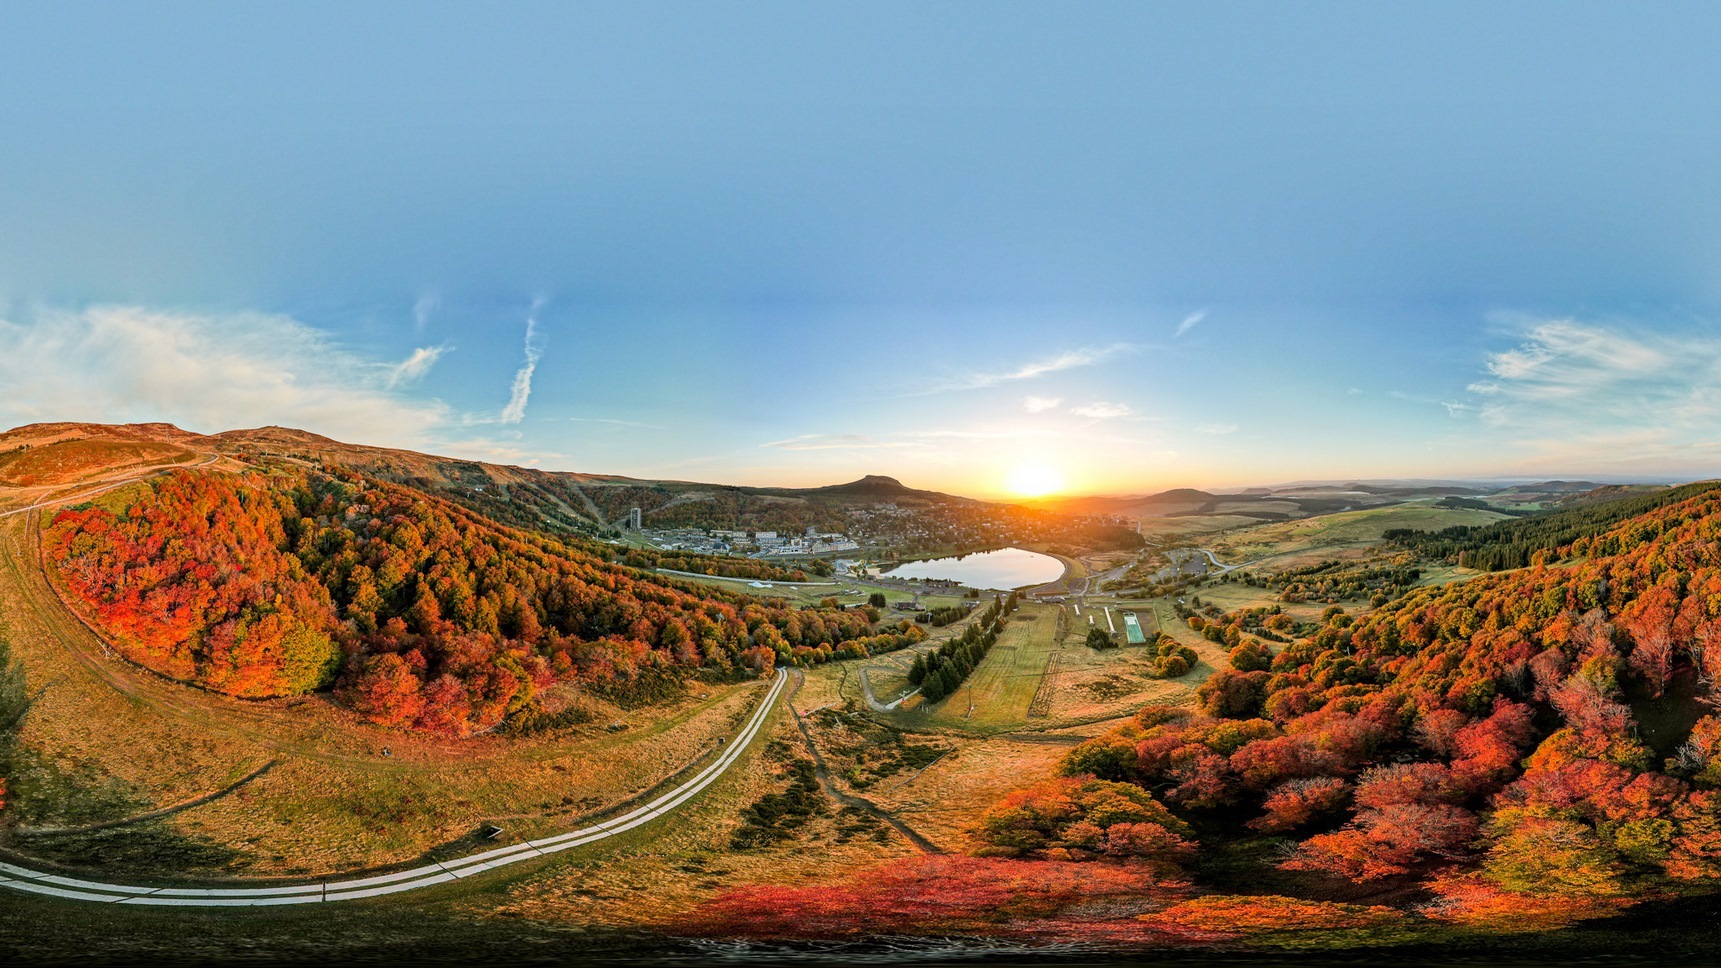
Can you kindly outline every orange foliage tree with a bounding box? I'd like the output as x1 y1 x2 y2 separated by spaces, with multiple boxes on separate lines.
44 467 924 735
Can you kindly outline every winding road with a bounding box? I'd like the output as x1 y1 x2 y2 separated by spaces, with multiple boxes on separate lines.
783 670 942 854
0 669 788 906
1193 547 1242 574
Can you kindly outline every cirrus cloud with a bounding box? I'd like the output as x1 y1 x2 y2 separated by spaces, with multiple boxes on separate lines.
0 305 449 448
1072 401 1134 419
921 342 1140 394
1468 318 1721 427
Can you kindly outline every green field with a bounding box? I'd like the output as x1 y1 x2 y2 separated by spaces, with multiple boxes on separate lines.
1210 502 1510 569
837 602 1202 735
666 572 972 613
923 606 1059 730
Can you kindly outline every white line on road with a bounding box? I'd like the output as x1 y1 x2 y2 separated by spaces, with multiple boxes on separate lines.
0 669 788 906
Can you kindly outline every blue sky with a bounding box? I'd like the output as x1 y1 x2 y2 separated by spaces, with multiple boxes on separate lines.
3 2 1720 496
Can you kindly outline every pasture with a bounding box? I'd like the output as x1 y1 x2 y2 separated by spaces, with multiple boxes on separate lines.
1209 502 1509 571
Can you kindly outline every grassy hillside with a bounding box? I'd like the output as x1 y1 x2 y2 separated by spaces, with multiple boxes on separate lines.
1385 479 1721 570
42 465 923 734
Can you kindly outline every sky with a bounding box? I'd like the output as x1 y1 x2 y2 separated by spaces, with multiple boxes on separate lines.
3 2 1721 498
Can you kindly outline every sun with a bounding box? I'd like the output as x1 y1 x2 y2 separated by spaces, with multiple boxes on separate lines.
1004 462 1066 498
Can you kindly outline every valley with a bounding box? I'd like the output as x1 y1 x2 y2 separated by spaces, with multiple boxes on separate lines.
3 421 1719 961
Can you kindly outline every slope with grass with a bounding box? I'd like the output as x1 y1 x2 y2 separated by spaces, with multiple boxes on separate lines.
40 464 927 735
0 671 789 905
0 438 917 888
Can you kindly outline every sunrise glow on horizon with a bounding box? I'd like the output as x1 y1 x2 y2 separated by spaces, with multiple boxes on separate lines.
1004 462 1068 498
2 5 1719 497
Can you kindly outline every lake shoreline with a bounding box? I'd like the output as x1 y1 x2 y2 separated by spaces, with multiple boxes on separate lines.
877 546 1068 590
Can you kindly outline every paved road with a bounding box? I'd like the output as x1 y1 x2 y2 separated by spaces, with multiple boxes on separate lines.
0 670 787 906
1193 547 1247 574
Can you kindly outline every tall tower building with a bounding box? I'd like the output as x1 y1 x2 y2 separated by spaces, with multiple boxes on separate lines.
629 507 642 530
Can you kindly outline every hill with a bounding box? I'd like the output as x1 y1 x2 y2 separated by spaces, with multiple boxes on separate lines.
1386 480 1721 570
1555 483 1669 507
0 422 993 536
1035 487 1217 517
37 462 923 734
787 474 973 505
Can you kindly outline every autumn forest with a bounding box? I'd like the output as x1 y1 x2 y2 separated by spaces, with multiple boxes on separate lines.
42 467 923 736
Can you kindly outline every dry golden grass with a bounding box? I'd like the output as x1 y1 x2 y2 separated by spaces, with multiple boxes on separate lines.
828 602 1210 737
0 440 1205 921
1210 503 1509 570
864 735 1070 852
472 712 923 927
1 508 775 877
0 439 195 487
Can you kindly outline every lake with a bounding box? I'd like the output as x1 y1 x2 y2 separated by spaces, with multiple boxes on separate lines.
881 547 1065 589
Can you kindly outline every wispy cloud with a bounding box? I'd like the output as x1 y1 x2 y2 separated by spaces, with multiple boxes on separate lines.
1072 401 1133 420
1174 310 1207 338
1467 319 1718 425
0 305 448 446
1024 396 1062 413
386 345 447 388
412 294 439 334
924 343 1138 393
499 301 546 425
1469 319 1674 407
1196 422 1239 435
1463 318 1721 470
762 433 911 451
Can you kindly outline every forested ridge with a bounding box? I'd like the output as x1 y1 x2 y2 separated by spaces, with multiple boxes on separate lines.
980 484 1721 925
42 468 924 735
1386 480 1719 571
582 482 850 534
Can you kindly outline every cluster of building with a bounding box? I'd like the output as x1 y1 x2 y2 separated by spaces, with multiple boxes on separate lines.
627 518 860 558
750 527 861 557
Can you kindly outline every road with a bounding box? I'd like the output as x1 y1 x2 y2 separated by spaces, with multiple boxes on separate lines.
1081 547 1247 600
859 667 919 712
0 456 217 520
1194 547 1244 574
0 669 788 906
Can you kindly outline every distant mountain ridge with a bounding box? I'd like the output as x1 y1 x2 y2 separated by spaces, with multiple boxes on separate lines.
0 422 990 529
779 474 975 504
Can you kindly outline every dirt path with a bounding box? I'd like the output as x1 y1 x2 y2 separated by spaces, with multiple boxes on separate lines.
13 760 280 837
784 670 942 854
859 667 918 712
3 502 748 778
0 455 216 519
